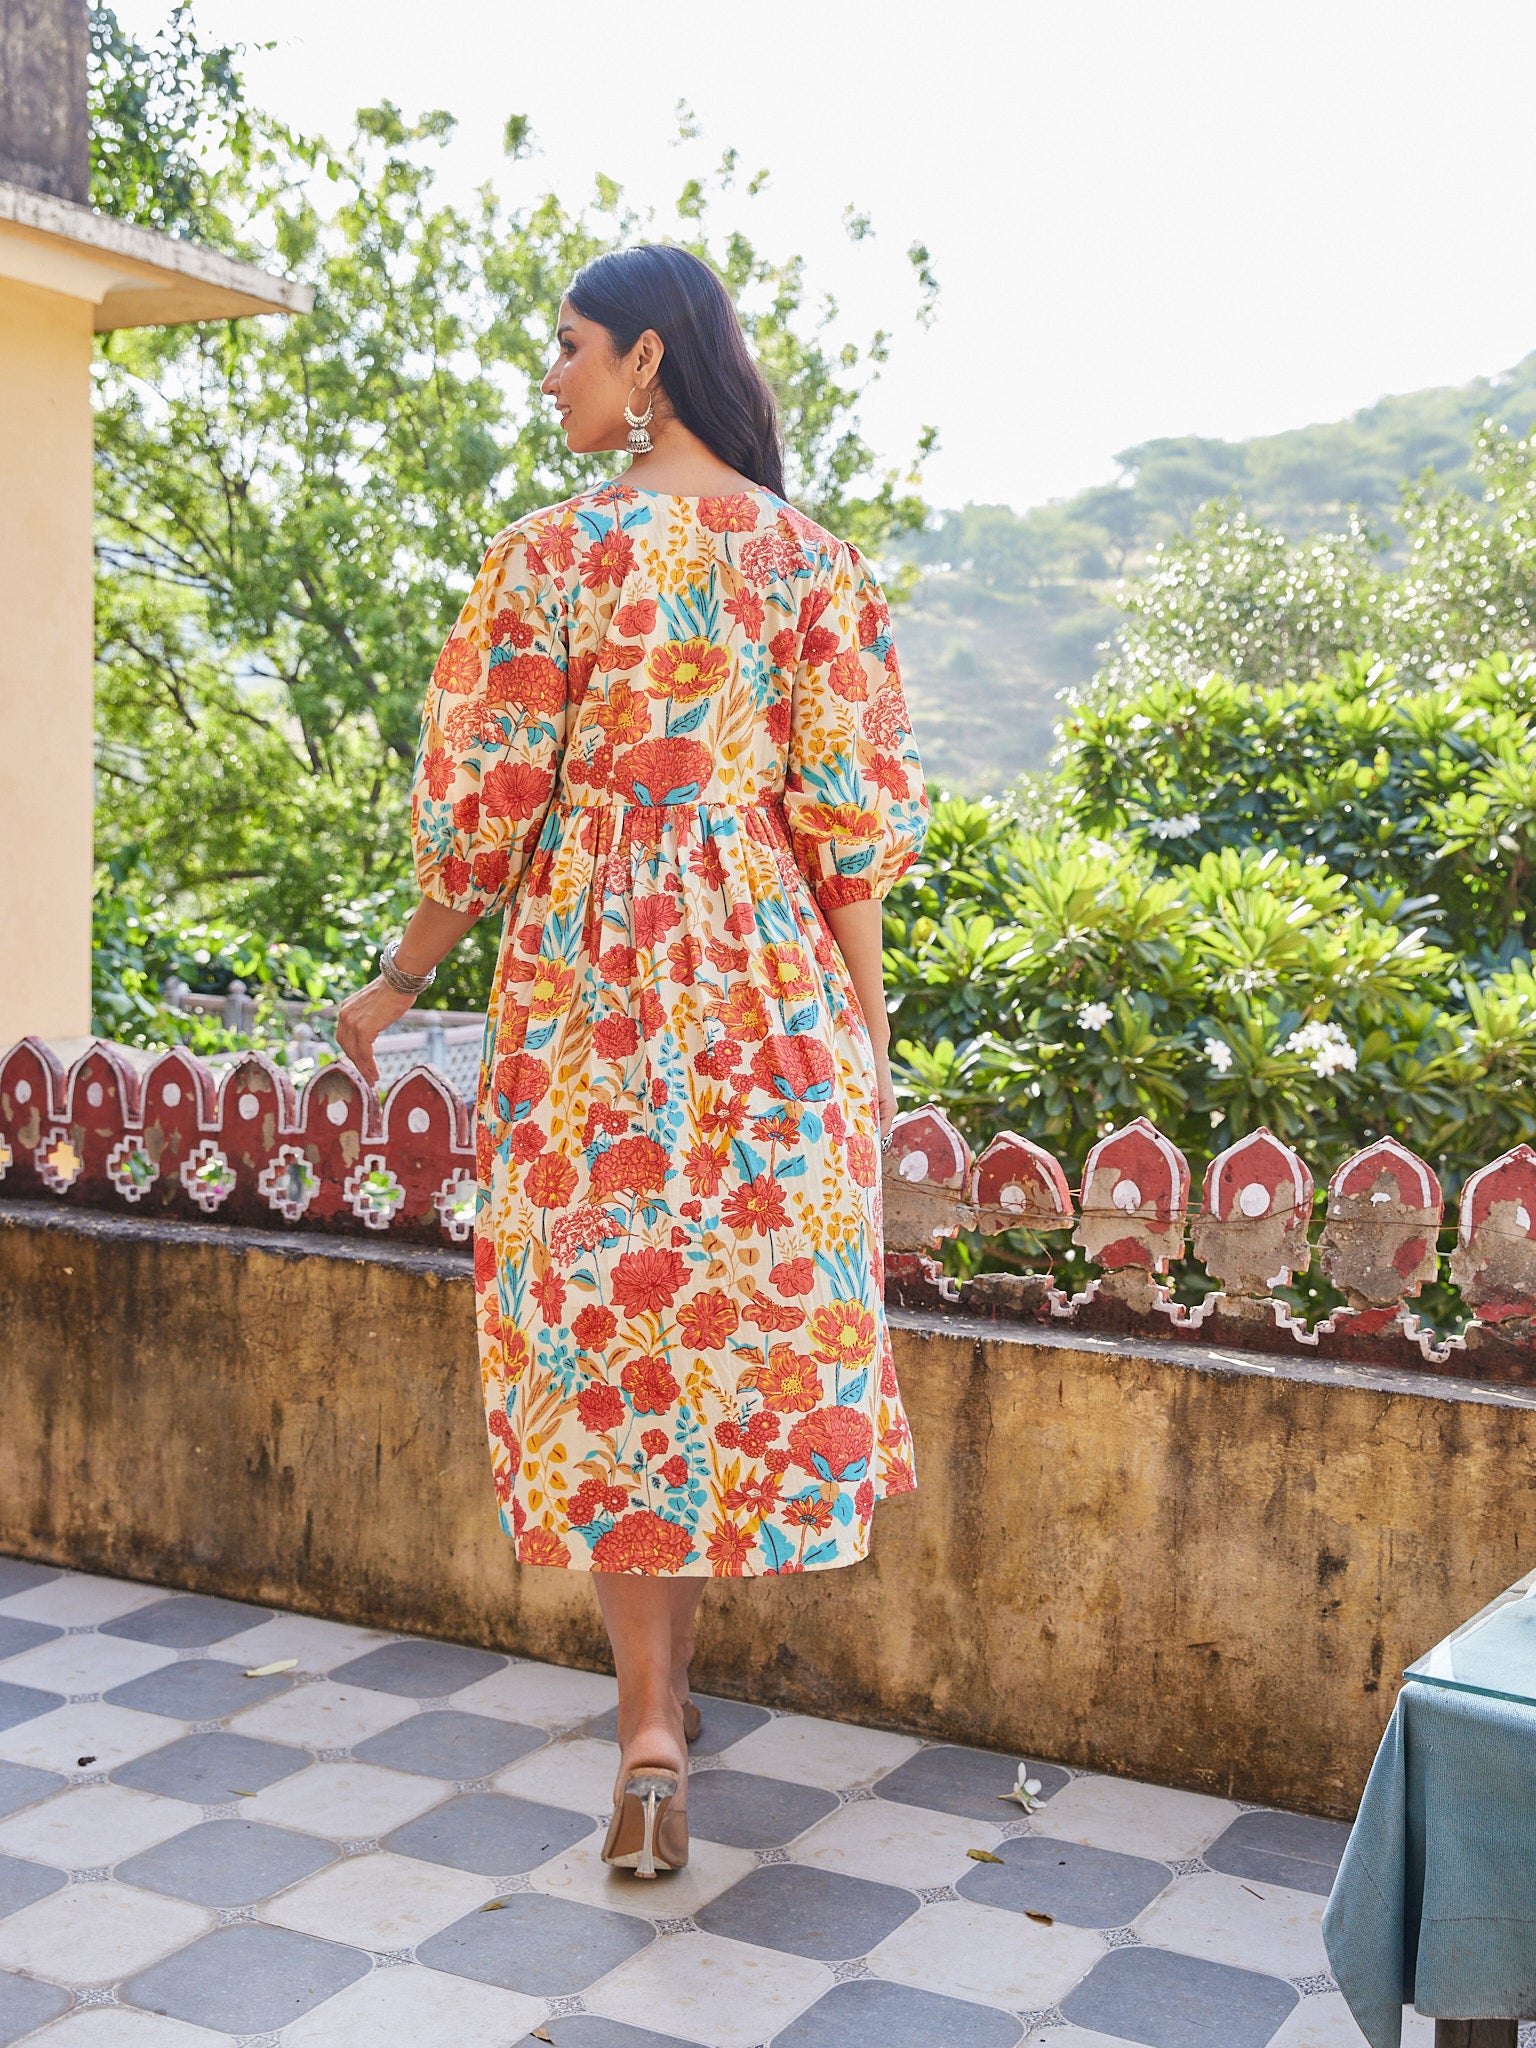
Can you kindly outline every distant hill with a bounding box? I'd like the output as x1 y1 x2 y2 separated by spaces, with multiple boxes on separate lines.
895 348 1536 794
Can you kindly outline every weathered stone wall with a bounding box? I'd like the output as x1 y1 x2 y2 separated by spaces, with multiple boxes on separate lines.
0 0 88 203
3 1200 1534 1818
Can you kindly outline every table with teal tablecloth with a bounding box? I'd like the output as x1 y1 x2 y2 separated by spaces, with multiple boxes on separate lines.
1323 1571 1536 2048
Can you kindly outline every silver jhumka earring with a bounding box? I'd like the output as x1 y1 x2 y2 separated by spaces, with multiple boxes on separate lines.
624 386 655 457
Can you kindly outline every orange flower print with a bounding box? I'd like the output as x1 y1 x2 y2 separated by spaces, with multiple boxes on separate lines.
788 1405 873 1480
525 1151 578 1207
760 943 817 1004
721 1174 790 1237
677 1290 740 1348
706 1521 755 1574
612 1247 687 1316
725 590 765 638
828 649 868 702
590 1136 669 1202
784 1494 835 1533
580 528 636 589
646 638 732 705
518 1525 573 1567
482 760 555 820
808 1301 877 1372
622 1355 681 1415
486 651 565 713
528 957 576 1018
697 494 760 533
432 637 482 695
614 597 658 636
593 1510 694 1573
420 746 455 799
752 1344 823 1413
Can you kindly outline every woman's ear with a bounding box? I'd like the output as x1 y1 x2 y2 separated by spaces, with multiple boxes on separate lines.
633 327 666 389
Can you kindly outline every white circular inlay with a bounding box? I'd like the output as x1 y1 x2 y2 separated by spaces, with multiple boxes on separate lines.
237 1091 261 1121
1518 1203 1532 1234
407 1107 431 1134
898 1151 928 1183
999 1182 1026 1212
160 1082 182 1108
13 1079 31 1104
325 1098 349 1126
1238 1182 1271 1218
1112 1178 1142 1212
86 1081 104 1107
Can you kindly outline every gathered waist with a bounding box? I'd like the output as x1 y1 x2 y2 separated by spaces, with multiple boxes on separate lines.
552 793 787 812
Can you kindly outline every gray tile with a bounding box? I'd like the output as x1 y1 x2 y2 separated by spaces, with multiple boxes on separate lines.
696 1863 916 1962
0 1619 61 1663
329 1639 507 1698
957 1834 1170 1928
686 1767 838 1850
0 1561 61 1602
105 1657 292 1722
0 1680 63 1733
115 1730 310 1804
418 1891 650 1995
1064 1946 1298 2047
354 1709 544 1779
124 1921 369 2033
582 1692 772 1757
774 1977 1023 2048
118 1817 334 1906
0 1853 65 1917
0 1970 70 2045
1204 1811 1352 1897
101 1594 272 1649
386 1791 592 1875
515 2023 697 2048
877 1744 1070 1823
0 1763 64 1820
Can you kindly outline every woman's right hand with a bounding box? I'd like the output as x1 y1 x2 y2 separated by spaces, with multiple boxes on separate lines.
335 977 418 1089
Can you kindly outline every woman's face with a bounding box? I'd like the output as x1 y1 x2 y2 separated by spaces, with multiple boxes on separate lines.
542 298 659 456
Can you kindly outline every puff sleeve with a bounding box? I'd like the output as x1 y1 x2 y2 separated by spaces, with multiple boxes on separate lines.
782 542 930 910
411 526 570 919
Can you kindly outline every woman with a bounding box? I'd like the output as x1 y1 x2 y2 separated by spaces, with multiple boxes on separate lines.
337 244 929 1879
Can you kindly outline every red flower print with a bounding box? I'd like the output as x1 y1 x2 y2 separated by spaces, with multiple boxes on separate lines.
550 1205 622 1262
708 984 770 1041
684 1140 728 1197
847 1132 878 1186
612 1247 687 1316
766 697 792 745
518 1525 573 1567
621 1355 681 1415
530 516 577 570
420 747 456 800
470 849 510 898
693 1044 741 1081
725 590 765 638
880 1353 900 1397
640 1429 669 1459
725 1472 780 1516
597 944 637 983
750 1034 836 1103
593 1510 693 1574
593 677 650 746
577 1380 624 1432
721 1174 789 1237
659 1455 689 1488
868 752 909 798
644 638 732 705
637 987 666 1039
706 1521 755 1576
452 792 481 832
633 892 683 949
714 1418 742 1448
667 933 704 984
432 637 482 695
482 760 555 820
697 494 760 533
866 693 910 748
489 607 535 649
760 944 817 1003
594 639 646 672
526 1152 578 1208
769 628 799 668
740 529 803 586
743 1293 804 1333
798 588 832 631
785 1495 834 1532
590 1135 669 1202
770 1257 815 1296
857 597 888 642
583 1104 631 1144
740 1410 781 1456
788 1405 873 1480
677 1291 739 1348
440 855 472 901
706 937 750 974
855 1479 875 1519
529 958 577 1019
828 649 868 701
614 597 658 635
532 1267 566 1324
808 1301 877 1371
510 1120 546 1163
474 1234 497 1290
883 1455 916 1497
580 529 636 590
487 1410 520 1465
763 1448 794 1474
800 625 840 668
725 900 755 938
752 1345 823 1413
610 736 714 806
566 1479 607 1527
486 651 565 713
492 1053 550 1119
594 1015 640 1060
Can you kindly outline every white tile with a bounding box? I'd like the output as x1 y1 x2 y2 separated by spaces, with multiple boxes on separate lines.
30 2010 229 2046
713 1714 920 1792
0 1880 211 1983
1020 2028 1142 2048
0 1702 179 1775
263 1849 490 1950
0 1574 168 1628
239 1761 452 1842
1136 1870 1330 1979
1031 1772 1239 1860
790 1794 987 1890
584 1927 831 2048
281 1961 545 2047
530 1828 754 1921
1402 2008 1437 2045
449 1660 617 1729
869 1894 1104 2013
1267 1992 1376 2045
0 1783 193 1867
224 1679 417 1750
0 1633 177 1696
492 1735 620 1817
203 1613 395 1674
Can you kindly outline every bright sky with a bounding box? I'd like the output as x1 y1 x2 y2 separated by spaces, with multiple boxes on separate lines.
120 0 1536 513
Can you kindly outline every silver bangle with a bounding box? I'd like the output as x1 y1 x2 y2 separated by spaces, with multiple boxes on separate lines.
379 936 436 997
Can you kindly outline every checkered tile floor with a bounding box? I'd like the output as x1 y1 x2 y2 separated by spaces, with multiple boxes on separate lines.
0 1559 1429 2048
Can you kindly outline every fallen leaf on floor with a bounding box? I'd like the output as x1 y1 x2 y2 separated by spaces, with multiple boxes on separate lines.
245 1659 298 1677
76 1757 96 1768
532 2033 555 2045
1025 1910 1054 1924
230 1790 257 1798
967 1848 1004 1864
1240 1883 1265 1899
480 1898 510 1912
998 1763 1045 1812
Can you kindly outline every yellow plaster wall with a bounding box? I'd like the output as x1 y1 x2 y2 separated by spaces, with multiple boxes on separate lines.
0 278 94 1041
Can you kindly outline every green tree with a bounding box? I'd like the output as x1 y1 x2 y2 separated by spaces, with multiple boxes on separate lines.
88 2 248 234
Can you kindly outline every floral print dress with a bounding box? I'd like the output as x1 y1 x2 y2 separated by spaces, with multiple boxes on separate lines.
411 481 929 1576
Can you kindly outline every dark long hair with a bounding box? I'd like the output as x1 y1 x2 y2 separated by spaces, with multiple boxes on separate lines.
567 244 785 498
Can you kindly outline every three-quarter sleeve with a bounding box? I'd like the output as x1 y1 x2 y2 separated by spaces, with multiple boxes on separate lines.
411 525 570 919
782 542 930 910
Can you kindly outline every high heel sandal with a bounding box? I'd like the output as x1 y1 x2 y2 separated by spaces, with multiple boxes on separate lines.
600 1767 689 1877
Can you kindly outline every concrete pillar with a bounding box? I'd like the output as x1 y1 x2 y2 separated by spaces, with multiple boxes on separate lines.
0 271 94 1040
0 0 89 203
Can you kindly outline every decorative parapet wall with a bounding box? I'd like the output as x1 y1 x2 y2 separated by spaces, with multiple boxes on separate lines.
2 1035 1533 1381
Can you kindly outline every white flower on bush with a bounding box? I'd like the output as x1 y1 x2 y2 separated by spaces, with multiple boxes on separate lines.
1286 1019 1357 1078
1128 713 1153 733
1205 1037 1234 1073
1149 812 1202 841
1078 1001 1113 1031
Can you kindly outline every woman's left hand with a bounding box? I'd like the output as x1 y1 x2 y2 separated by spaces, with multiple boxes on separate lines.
335 977 417 1088
872 1042 899 1147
